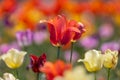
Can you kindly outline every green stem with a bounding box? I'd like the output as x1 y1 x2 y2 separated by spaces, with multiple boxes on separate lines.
107 68 111 80
70 42 74 63
13 69 19 79
37 73 40 80
57 46 60 59
94 72 97 80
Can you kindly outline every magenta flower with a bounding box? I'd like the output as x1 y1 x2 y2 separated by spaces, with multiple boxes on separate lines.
79 36 98 50
33 31 48 45
64 50 79 63
0 42 20 55
16 29 33 47
101 41 120 52
99 23 114 39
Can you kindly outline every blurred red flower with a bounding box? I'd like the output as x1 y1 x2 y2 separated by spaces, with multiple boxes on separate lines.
30 53 46 73
1 0 17 13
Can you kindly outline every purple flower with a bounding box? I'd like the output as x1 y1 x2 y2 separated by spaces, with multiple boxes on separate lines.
33 31 48 45
16 29 33 47
64 50 79 63
3 14 14 27
0 42 20 55
101 41 120 52
99 23 114 39
79 36 98 50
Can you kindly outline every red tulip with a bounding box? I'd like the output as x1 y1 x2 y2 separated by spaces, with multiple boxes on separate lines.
43 15 82 47
30 53 46 73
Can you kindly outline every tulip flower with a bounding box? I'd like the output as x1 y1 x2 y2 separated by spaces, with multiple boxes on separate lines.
42 15 81 47
29 53 46 73
1 48 27 69
78 50 104 72
103 49 118 69
40 15 83 59
68 20 85 63
16 29 33 47
40 60 72 80
0 73 19 80
103 49 118 80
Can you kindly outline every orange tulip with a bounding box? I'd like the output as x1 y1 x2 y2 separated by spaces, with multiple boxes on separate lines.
40 60 72 80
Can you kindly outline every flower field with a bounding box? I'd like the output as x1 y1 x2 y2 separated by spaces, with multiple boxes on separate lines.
0 0 120 80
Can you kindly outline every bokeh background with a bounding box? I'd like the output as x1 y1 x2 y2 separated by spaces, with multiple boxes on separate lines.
0 0 120 80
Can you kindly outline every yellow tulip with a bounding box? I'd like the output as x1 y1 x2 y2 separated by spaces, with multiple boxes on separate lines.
0 73 19 80
1 48 27 69
78 50 104 72
103 49 118 69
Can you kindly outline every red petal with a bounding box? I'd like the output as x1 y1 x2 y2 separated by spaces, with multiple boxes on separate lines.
47 23 58 46
60 29 71 45
38 53 46 66
30 54 38 65
68 20 85 41
53 15 67 42
73 22 85 40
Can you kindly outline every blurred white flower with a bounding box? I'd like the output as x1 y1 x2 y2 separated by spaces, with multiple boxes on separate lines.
0 73 19 80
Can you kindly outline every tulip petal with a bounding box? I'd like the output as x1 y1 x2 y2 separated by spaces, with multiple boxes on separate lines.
29 54 46 73
73 22 85 40
47 23 58 46
38 53 46 67
68 20 85 41
52 15 67 42
61 29 71 45
30 54 38 65
1 48 27 69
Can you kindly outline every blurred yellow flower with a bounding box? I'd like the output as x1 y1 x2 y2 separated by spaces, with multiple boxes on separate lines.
103 49 118 69
64 66 94 80
78 50 104 72
1 48 27 69
0 73 19 80
54 66 94 80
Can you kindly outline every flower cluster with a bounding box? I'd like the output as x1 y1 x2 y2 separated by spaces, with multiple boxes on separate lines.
78 49 118 72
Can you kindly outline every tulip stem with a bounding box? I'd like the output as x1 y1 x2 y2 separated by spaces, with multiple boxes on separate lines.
14 69 19 79
70 42 74 63
107 68 111 80
37 73 41 80
94 72 97 80
57 46 60 59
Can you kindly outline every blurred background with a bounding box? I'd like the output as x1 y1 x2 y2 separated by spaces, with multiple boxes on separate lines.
0 0 120 80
